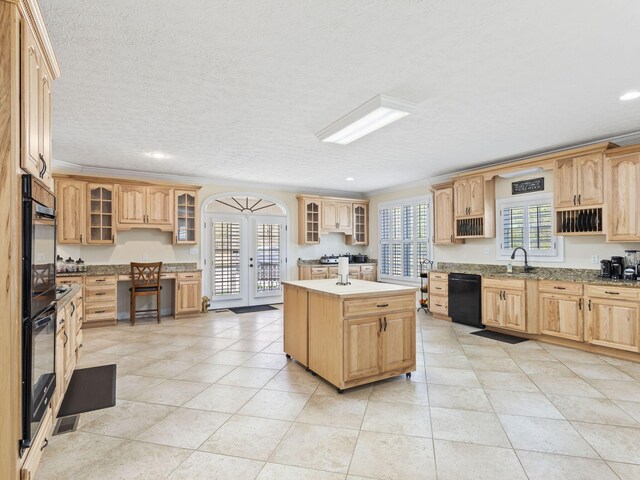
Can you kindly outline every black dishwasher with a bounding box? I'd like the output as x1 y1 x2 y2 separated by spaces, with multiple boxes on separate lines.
448 273 483 329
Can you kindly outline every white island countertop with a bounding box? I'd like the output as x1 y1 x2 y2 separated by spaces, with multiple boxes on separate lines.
282 279 417 298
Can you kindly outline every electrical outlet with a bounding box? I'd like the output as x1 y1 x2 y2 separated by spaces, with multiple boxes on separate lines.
189 247 199 255
591 255 599 265
483 247 491 255
142 253 149 261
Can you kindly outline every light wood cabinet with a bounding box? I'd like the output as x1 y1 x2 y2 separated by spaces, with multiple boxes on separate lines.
454 175 485 217
298 197 320 244
321 200 352 233
347 203 368 245
554 153 604 208
21 22 54 189
84 275 117 326
429 271 450 318
606 150 640 241
433 186 460 245
452 176 495 239
344 316 382 382
382 312 415 372
87 183 115 244
56 179 86 244
176 272 202 316
174 189 198 244
586 297 640 353
482 279 526 332
117 185 174 229
298 264 376 282
538 281 585 342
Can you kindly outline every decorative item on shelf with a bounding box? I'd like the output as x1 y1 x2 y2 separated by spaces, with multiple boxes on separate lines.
418 259 434 313
336 256 351 285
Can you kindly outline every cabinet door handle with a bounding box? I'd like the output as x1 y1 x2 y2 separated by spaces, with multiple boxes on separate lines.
63 331 68 347
450 234 453 243
378 318 382 333
578 194 581 205
40 438 49 451
383 317 387 332
80 234 83 243
588 299 592 311
96 292 106 296
579 298 583 310
71 302 75 315
604 291 620 295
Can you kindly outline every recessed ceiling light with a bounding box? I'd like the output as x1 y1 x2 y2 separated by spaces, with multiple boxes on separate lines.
345 177 355 181
148 152 168 159
620 91 640 101
317 94 416 145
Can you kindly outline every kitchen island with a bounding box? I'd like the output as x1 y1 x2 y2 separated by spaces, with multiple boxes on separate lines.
283 279 417 392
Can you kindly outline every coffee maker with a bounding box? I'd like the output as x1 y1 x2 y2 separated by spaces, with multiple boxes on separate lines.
624 250 640 281
610 256 624 280
600 259 612 278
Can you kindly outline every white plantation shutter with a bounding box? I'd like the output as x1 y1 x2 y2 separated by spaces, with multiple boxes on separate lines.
498 194 559 259
379 197 432 281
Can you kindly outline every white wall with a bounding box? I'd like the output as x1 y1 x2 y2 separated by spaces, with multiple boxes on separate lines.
365 174 640 270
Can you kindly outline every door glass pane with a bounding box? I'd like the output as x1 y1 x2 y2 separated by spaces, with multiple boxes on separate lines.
213 221 241 296
256 223 281 293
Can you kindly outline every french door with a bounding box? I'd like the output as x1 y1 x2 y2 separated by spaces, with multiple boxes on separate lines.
207 214 286 308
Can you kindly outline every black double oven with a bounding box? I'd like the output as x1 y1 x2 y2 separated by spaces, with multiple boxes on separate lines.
20 175 57 454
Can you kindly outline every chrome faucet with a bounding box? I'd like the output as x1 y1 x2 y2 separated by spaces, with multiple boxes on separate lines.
510 247 533 272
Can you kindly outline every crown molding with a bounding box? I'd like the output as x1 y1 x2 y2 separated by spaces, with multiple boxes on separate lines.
18 0 61 78
51 159 366 199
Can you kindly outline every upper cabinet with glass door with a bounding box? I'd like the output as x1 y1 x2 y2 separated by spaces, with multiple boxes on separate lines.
87 184 115 244
174 190 198 244
347 203 368 245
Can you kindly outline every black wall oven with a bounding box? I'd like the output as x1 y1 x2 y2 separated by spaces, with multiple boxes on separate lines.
21 175 57 454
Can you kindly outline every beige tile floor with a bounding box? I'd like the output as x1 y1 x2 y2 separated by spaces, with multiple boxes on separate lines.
36 307 640 480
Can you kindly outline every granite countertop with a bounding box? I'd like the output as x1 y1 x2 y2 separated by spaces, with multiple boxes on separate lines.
432 262 640 288
56 284 81 311
57 262 201 277
298 259 377 266
283 278 416 297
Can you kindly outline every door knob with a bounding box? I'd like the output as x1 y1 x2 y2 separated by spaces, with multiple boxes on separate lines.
249 264 254 267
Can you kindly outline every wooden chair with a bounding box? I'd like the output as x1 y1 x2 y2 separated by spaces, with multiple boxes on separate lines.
129 262 163 326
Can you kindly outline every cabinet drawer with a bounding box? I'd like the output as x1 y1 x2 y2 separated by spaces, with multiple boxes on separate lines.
328 267 339 274
20 405 53 480
483 277 526 290
344 294 415 317
539 280 583 295
361 265 375 273
311 274 327 280
430 297 448 315
85 304 116 322
430 272 448 281
349 266 361 274
311 267 328 275
430 280 448 296
85 285 116 303
57 276 83 286
585 285 640 301
85 275 116 286
177 272 201 281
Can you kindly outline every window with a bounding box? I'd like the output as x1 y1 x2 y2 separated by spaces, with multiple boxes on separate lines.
379 197 431 281
497 193 563 261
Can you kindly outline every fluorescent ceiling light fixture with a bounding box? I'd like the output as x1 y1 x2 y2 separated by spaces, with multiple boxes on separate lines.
148 152 168 159
317 94 416 145
498 167 544 179
620 91 640 101
345 177 355 181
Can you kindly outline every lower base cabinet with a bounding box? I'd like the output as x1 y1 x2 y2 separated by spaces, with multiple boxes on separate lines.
539 293 584 342
586 297 640 353
482 283 526 332
175 272 202 315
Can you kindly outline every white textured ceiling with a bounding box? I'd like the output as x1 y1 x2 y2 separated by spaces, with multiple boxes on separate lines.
40 0 640 193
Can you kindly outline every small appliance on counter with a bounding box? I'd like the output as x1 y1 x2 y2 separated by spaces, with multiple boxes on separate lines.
599 259 612 278
623 250 639 281
319 254 339 264
353 254 369 263
611 256 625 280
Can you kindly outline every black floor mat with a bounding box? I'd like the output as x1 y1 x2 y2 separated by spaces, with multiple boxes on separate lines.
229 305 277 314
58 364 117 418
470 330 528 344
